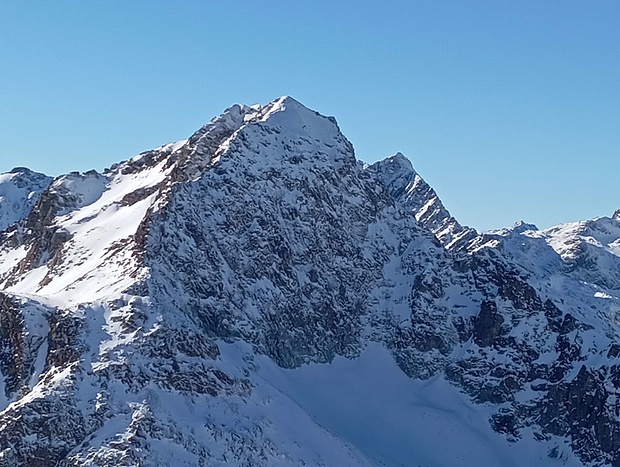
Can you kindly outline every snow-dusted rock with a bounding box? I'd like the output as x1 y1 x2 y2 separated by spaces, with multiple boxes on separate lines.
0 168 52 232
367 153 478 249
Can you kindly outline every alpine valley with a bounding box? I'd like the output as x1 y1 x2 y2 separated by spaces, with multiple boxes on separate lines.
1 97 620 466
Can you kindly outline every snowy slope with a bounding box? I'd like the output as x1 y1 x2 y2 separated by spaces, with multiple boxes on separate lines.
0 96 616 466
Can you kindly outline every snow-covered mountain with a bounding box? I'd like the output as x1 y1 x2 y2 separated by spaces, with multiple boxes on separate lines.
0 96 618 466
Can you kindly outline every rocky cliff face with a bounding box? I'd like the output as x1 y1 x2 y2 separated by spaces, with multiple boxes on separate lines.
0 96 618 466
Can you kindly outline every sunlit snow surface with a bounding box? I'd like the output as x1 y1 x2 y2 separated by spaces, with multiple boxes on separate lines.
1 155 173 304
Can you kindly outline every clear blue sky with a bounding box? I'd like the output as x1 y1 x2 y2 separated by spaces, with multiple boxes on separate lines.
1 1 618 231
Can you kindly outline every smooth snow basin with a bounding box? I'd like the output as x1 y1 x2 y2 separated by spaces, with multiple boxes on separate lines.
223 343 580 467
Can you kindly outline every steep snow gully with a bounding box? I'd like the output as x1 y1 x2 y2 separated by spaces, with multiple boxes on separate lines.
0 97 619 466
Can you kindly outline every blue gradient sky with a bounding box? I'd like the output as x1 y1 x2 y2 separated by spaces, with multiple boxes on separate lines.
1 1 618 231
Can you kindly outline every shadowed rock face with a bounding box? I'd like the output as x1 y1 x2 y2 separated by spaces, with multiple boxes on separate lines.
0 294 28 398
473 300 505 347
0 97 619 465
538 365 620 466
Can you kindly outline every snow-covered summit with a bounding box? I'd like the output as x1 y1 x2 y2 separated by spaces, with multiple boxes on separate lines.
176 95 353 179
257 96 342 137
512 220 538 233
0 167 52 232
367 152 477 248
366 152 415 194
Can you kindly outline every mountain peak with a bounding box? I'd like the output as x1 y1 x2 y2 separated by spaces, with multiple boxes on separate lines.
181 95 356 175
512 220 538 233
255 95 341 138
265 95 304 111
8 167 37 175
0 167 52 232
379 152 416 175
368 153 476 248
183 96 346 165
